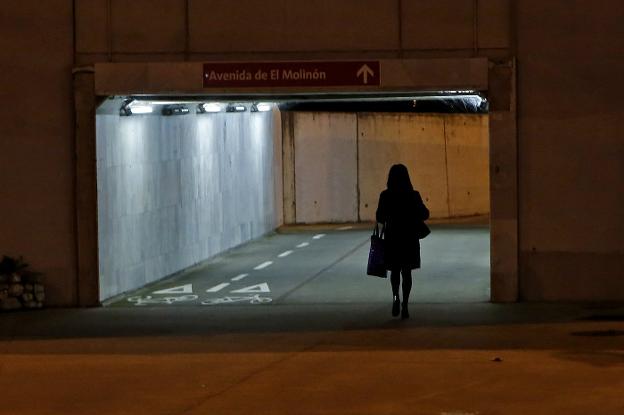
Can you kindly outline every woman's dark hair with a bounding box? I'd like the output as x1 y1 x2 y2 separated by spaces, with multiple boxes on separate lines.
387 164 414 192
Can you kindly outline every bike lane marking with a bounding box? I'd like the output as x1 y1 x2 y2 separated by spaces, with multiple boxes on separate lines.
128 295 198 306
231 273 249 281
231 282 271 293
254 261 273 270
136 231 339 306
201 294 272 306
152 284 193 295
206 282 230 292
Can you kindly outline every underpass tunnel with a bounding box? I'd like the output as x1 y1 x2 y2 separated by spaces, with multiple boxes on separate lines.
95 93 490 304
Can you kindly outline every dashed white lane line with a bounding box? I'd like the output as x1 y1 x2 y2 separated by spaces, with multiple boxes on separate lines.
337 226 353 231
206 282 230 292
223 236 325 287
254 261 273 270
231 273 249 281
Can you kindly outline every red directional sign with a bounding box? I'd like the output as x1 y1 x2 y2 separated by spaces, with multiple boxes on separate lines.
203 61 380 88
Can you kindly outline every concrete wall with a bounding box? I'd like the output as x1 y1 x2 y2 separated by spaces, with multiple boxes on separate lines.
96 106 281 300
4 0 509 306
516 1 624 301
294 113 358 223
286 112 489 224
359 114 449 220
6 0 624 303
74 0 511 64
0 3 76 306
446 115 491 217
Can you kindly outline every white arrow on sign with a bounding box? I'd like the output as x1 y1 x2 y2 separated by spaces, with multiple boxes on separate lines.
356 64 374 84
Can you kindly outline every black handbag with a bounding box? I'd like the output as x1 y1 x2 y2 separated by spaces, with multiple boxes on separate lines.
367 224 387 278
416 221 431 239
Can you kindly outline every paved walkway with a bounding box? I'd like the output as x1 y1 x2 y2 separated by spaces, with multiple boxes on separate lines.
107 223 490 307
1 225 624 414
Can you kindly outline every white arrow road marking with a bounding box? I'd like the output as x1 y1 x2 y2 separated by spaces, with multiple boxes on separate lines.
231 273 249 281
152 284 193 295
337 226 353 231
206 282 230 293
278 250 293 258
296 242 309 248
254 261 273 270
231 283 271 293
356 64 374 84
312 234 325 239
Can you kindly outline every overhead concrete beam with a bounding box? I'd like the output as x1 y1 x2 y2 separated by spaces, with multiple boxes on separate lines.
94 58 488 95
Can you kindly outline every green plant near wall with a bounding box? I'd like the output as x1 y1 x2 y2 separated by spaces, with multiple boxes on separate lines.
0 255 43 278
0 255 28 275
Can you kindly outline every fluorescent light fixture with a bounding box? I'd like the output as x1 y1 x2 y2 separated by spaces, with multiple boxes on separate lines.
411 94 486 112
162 105 189 116
251 103 272 112
471 96 484 106
415 94 484 102
120 99 153 116
226 104 246 113
145 100 196 105
441 90 475 94
199 102 223 113
129 105 153 114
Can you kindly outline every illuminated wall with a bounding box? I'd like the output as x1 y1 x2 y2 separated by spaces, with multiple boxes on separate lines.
96 106 281 300
287 112 489 223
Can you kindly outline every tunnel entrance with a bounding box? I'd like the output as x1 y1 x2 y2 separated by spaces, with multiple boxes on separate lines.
74 57 516 306
94 94 490 306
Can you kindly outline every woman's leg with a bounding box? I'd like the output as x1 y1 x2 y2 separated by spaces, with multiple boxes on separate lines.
390 268 401 316
401 267 412 319
401 267 412 303
390 268 401 298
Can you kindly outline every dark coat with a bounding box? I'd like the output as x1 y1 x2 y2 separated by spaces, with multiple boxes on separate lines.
375 189 430 270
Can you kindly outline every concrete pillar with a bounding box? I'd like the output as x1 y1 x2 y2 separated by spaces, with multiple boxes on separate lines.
73 69 100 306
489 59 518 302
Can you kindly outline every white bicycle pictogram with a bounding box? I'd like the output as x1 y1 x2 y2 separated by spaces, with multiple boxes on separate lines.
127 295 198 306
201 294 272 306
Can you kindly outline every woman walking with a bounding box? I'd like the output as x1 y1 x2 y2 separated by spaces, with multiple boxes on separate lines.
376 164 430 319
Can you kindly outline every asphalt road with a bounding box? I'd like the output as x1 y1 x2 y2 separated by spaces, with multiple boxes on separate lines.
107 223 490 308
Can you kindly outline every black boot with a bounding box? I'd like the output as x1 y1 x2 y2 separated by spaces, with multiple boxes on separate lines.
392 295 400 317
401 303 409 320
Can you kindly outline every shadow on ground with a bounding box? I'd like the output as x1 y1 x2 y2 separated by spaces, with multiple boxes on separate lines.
2 303 624 356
